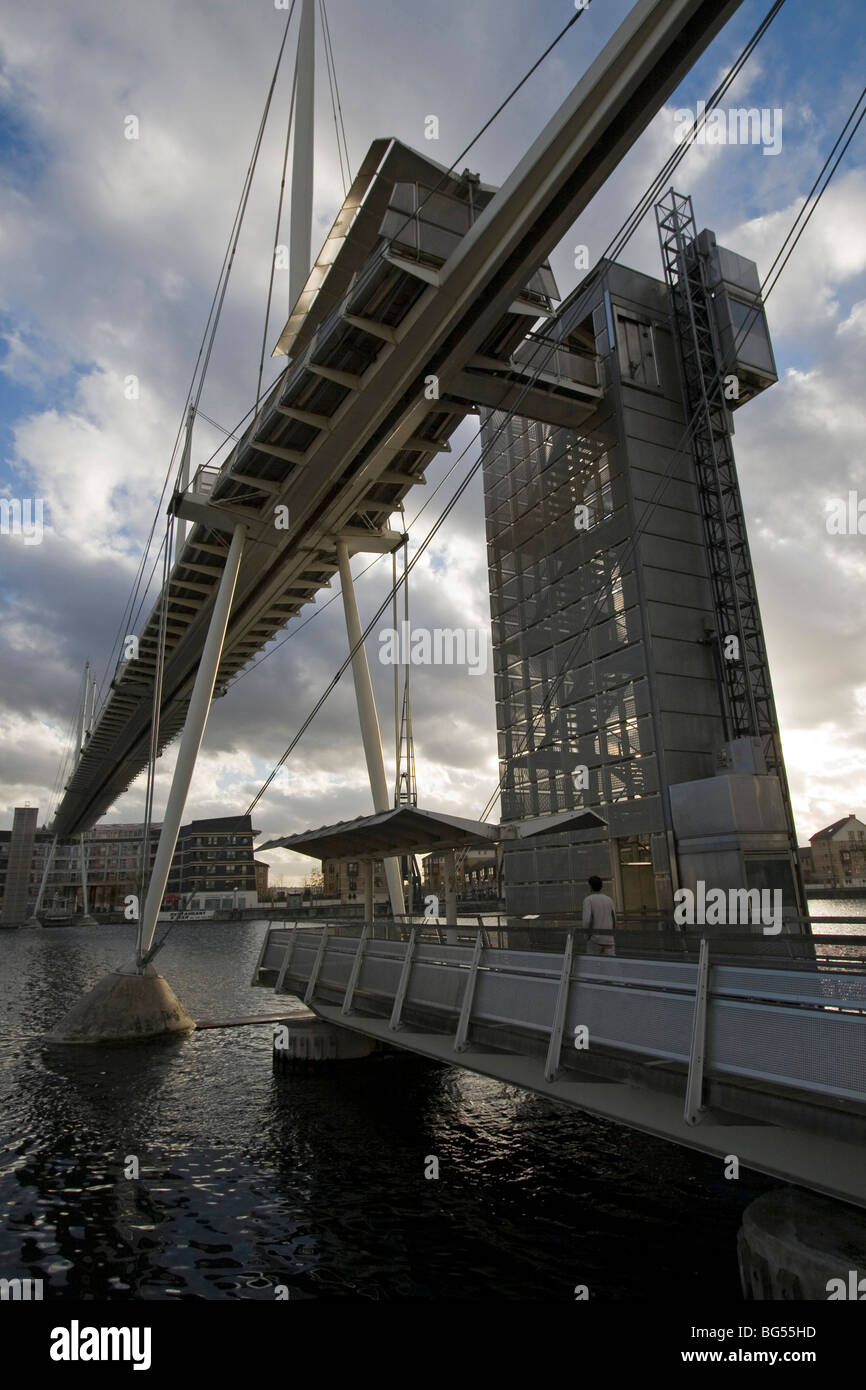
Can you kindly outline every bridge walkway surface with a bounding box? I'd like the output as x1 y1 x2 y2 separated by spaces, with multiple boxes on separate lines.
252 922 866 1208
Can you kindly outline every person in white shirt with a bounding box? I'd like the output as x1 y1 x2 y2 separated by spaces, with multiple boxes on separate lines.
582 876 616 955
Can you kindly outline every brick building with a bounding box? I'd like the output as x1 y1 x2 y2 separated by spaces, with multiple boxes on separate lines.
0 807 259 923
801 815 866 890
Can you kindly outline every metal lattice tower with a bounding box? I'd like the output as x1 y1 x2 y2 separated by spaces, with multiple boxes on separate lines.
395 683 417 808
656 191 778 759
655 188 804 902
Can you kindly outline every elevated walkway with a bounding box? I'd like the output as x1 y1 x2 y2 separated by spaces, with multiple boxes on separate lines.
253 922 866 1208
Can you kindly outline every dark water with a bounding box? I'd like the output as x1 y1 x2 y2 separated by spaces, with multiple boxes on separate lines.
0 919 821 1300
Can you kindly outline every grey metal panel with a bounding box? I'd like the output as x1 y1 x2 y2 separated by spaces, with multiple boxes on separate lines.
638 533 709 575
642 568 714 609
260 934 291 972
275 933 866 1106
574 956 699 991
566 982 695 1060
713 965 866 1009
405 960 467 1014
708 1001 866 1101
414 942 478 968
472 967 557 1032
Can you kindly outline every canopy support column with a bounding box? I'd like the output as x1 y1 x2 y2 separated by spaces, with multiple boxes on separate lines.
364 859 374 924
336 540 405 918
79 833 95 923
444 847 458 943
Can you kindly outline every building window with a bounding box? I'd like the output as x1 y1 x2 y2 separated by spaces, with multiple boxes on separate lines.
615 312 659 388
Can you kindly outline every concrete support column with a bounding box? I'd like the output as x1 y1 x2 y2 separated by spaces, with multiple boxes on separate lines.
738 1188 866 1300
444 847 458 944
336 541 404 918
80 834 91 919
364 859 374 923
273 1015 379 1069
137 522 246 965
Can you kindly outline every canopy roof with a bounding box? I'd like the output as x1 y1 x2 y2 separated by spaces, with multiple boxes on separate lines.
258 805 605 860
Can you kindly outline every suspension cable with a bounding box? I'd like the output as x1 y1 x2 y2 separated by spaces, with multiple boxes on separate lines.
256 30 301 410
472 80 866 827
92 5 298 717
319 0 349 195
228 0 788 696
246 1 831 820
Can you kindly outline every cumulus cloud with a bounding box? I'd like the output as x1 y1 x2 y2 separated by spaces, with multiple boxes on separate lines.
1 0 864 877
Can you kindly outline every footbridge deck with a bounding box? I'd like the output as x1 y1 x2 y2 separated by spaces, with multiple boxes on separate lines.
253 922 866 1208
51 0 745 839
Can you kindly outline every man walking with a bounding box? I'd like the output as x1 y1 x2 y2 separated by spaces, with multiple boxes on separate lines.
582 875 617 956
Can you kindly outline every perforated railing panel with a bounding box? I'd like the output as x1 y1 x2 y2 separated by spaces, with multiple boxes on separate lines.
263 928 866 1104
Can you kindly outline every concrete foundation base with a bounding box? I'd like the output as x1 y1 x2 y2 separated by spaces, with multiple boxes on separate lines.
45 966 196 1045
273 1015 381 1070
738 1188 866 1300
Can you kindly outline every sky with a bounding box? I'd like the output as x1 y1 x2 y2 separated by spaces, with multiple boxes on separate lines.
0 0 864 884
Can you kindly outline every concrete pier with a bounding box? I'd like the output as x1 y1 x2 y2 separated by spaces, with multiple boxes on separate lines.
738 1188 866 1300
272 1014 380 1070
45 966 195 1045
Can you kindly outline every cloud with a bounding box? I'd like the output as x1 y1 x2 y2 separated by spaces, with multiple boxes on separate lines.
0 0 864 868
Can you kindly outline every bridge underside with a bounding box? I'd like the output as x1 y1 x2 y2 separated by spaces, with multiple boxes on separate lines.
51 0 746 839
254 924 866 1209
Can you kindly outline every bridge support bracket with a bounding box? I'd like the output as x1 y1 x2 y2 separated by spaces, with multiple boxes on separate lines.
342 924 370 1016
275 932 299 993
389 928 417 1030
454 931 483 1052
303 925 329 1005
684 936 710 1125
544 930 574 1082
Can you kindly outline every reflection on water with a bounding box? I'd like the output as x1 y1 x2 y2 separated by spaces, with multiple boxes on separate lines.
807 897 866 925
0 918 820 1300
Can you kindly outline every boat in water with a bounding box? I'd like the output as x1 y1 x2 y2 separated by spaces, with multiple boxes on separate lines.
157 909 215 923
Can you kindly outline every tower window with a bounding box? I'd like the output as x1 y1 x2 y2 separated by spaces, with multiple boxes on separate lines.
614 312 659 388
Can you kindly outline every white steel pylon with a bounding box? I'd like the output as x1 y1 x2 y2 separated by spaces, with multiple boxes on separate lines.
336 536 406 919
289 0 315 316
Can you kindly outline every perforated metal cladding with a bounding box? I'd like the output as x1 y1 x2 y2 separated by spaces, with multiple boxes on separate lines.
355 949 406 1003
565 982 695 1060
708 1003 866 1100
575 957 698 992
271 931 866 1105
405 961 466 1014
316 940 355 992
714 965 866 1009
288 939 322 975
414 943 476 968
482 400 656 884
472 968 557 1032
261 930 294 971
